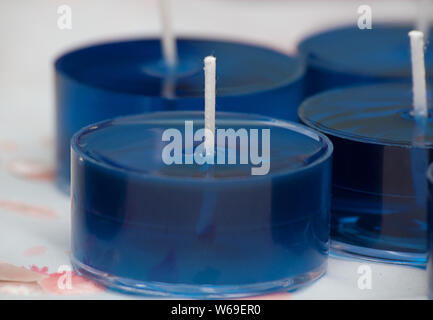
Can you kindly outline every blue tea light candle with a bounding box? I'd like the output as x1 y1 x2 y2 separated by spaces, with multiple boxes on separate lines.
299 81 433 265
70 111 332 297
298 24 433 96
70 56 331 297
55 38 305 192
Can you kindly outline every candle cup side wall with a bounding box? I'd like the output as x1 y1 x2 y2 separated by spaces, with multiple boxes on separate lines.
326 134 429 264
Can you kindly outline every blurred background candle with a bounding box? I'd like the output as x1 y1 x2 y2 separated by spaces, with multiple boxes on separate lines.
298 23 433 96
55 1 305 193
300 82 433 266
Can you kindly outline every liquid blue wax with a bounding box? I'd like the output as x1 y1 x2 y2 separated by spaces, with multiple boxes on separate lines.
298 25 433 96
299 83 433 266
70 112 332 297
55 38 305 192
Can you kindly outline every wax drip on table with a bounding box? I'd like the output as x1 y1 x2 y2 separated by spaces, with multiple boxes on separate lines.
196 56 217 237
416 0 432 38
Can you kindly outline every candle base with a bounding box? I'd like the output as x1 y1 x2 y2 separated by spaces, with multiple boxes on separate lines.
71 256 326 298
329 183 427 266
331 241 426 267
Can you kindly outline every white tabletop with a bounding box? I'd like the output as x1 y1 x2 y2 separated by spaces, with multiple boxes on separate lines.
0 0 428 299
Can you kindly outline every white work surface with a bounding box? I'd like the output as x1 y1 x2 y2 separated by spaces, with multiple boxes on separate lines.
0 0 428 299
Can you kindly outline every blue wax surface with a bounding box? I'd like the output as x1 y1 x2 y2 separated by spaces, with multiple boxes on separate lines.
70 112 332 297
55 38 305 192
299 24 433 96
427 164 433 298
299 83 433 266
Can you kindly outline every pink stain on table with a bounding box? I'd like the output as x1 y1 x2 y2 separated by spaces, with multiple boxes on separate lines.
31 265 104 295
0 263 47 283
29 265 49 274
0 264 104 296
24 246 47 257
41 136 54 148
0 263 46 296
38 270 104 295
8 159 54 182
0 141 18 153
0 200 58 219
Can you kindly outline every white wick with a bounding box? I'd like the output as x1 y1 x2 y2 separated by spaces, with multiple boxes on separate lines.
416 0 432 37
159 0 177 67
409 30 429 117
204 56 216 156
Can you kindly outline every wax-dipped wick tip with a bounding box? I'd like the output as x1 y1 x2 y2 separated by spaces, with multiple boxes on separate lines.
409 30 425 39
204 56 216 66
409 29 429 117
